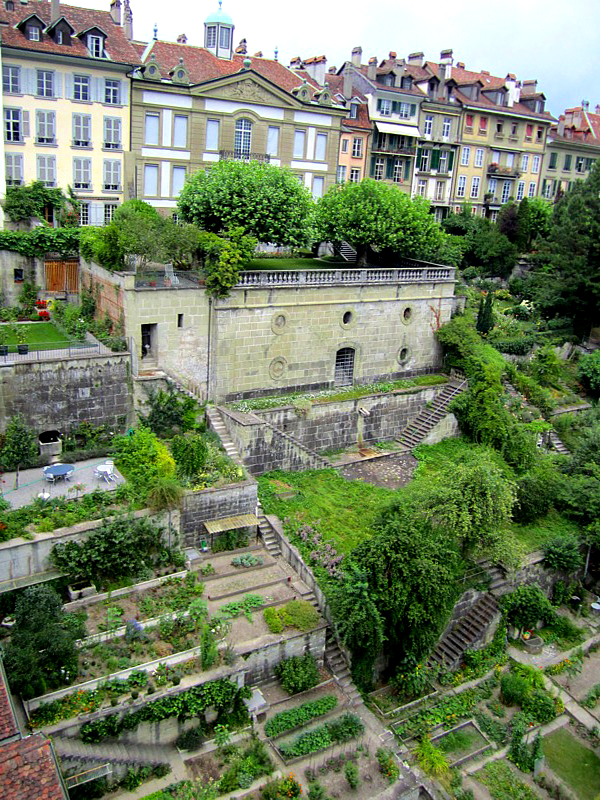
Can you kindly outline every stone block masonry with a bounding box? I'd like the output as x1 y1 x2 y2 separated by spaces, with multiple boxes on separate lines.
0 352 132 434
180 480 258 547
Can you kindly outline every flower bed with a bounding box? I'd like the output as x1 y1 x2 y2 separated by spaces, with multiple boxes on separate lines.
264 695 338 737
277 712 364 761
369 683 438 717
432 720 491 766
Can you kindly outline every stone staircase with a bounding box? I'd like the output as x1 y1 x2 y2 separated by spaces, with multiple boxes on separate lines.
336 241 357 263
429 592 500 670
257 513 281 558
396 379 467 450
325 632 362 707
206 406 244 465
53 736 168 770
162 368 205 404
548 430 570 455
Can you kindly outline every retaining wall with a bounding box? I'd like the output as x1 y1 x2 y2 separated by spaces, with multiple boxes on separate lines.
180 480 258 547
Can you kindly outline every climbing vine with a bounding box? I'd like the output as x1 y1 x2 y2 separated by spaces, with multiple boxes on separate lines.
0 228 80 259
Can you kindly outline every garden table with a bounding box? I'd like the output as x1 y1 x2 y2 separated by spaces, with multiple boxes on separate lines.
43 464 75 482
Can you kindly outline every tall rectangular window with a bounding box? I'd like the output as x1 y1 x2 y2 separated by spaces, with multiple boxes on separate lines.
474 148 484 167
351 137 363 158
5 108 22 142
488 177 497 196
501 180 511 203
516 181 525 201
104 203 117 225
172 165 186 196
456 175 466 197
173 115 188 148
417 179 427 196
315 133 327 161
267 126 279 156
293 130 305 158
525 124 533 140
144 164 159 196
104 117 121 149
73 74 90 101
576 156 585 173
103 159 121 190
206 119 219 151
492 150 500 163
341 138 349 154
439 151 449 173
88 35 103 58
336 165 347 183
5 153 23 186
349 167 361 183
37 70 54 97
479 116 488 132
392 160 403 183
470 176 480 198
73 113 91 147
104 79 121 105
206 26 216 48
36 110 55 144
3 65 20 94
532 155 540 173
145 113 160 145
74 157 92 189
37 155 56 186
563 154 572 171
460 146 470 166
442 117 451 138
521 154 529 172
528 182 536 198
423 115 433 136
420 150 430 171
219 26 230 49
549 152 557 169
373 158 384 180
79 202 90 225
378 99 391 116
312 176 324 199
506 152 515 168
435 180 444 201
398 102 410 119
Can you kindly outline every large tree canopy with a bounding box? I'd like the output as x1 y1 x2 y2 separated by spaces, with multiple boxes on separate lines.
315 179 462 266
525 161 600 336
177 160 314 248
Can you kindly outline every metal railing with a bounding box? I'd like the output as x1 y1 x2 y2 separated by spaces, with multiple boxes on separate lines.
372 143 417 155
219 150 271 163
0 341 101 363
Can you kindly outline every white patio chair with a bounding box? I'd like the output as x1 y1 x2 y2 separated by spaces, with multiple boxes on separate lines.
43 466 55 484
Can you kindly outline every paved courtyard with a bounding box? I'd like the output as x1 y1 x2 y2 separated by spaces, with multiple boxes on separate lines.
1 458 124 509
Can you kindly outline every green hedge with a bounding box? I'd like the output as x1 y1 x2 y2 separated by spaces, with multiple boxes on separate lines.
264 695 337 737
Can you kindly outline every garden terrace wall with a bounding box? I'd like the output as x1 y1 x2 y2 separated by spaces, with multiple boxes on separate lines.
180 480 258 547
249 386 441 457
0 350 133 434
0 508 177 593
0 250 45 306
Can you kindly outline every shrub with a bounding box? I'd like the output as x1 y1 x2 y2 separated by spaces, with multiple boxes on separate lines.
278 713 364 758
275 654 320 694
264 607 284 634
376 747 399 783
500 673 530 706
514 461 562 523
264 695 337 737
344 760 360 790
500 585 554 630
282 599 320 631
543 535 583 573
578 350 600 396
171 432 209 478
521 690 557 724
414 736 450 778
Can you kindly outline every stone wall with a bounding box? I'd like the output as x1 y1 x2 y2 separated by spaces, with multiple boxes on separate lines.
0 250 44 307
180 480 258 547
422 412 460 445
254 386 439 456
0 351 132 434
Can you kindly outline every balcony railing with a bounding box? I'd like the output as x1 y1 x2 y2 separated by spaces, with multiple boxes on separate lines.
487 164 520 178
372 142 417 155
237 261 455 288
219 150 270 163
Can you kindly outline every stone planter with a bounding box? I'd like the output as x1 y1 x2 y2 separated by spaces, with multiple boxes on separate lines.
39 430 63 459
68 583 97 602
522 634 544 654
17 344 28 355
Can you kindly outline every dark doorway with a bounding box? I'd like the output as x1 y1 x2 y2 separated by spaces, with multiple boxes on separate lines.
334 347 355 386
141 323 157 360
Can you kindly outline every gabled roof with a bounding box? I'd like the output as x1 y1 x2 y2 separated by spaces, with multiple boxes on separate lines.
551 107 600 146
44 16 75 34
1 1 140 65
0 662 18 743
324 73 371 129
138 39 343 106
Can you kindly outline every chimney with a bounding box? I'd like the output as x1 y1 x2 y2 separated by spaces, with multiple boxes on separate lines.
123 0 133 40
51 0 60 21
328 66 336 74
367 56 377 81
289 56 303 72
557 118 565 136
351 46 362 67
407 51 424 67
389 50 397 62
582 99 590 111
456 61 465 69
110 0 121 25
505 74 518 107
303 55 327 86
177 33 188 44
440 49 453 82
521 79 537 95
595 104 600 114
343 69 353 98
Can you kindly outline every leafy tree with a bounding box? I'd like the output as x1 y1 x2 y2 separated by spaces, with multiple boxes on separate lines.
3 585 84 698
529 345 562 387
203 226 257 298
476 292 494 335
178 160 314 248
526 160 600 336
171 433 209 478
497 201 520 243
0 414 38 487
141 385 198 437
315 178 460 267
543 535 583 573
500 584 554 630
3 181 68 223
578 350 600 396
465 221 518 278
526 197 553 243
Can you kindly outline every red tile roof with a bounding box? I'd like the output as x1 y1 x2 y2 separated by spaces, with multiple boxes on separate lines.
551 108 600 146
324 74 371 129
0 735 67 800
139 40 332 101
0 664 18 743
1 1 140 65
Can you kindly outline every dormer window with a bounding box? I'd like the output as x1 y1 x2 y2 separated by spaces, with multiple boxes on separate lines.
381 73 394 87
349 103 358 119
206 25 216 48
5 1 14 10
400 76 412 89
28 25 41 41
88 34 103 58
56 31 63 43
219 26 230 49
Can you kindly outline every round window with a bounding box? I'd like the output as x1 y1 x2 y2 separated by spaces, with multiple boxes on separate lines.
343 311 352 325
398 347 410 365
276 314 286 328
271 313 287 334
177 70 185 79
403 307 412 322
269 356 287 380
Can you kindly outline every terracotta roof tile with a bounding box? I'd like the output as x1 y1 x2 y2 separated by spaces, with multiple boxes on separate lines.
1 1 139 65
0 664 18 742
0 735 67 800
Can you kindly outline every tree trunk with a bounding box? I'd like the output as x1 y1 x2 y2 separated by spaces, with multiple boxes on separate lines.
355 244 368 267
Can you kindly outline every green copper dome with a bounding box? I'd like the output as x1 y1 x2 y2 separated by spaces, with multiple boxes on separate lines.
205 2 233 25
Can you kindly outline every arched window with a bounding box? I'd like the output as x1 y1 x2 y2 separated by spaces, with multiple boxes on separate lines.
234 118 252 158
334 347 355 386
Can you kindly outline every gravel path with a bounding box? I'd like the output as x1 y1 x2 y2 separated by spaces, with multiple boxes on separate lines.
340 452 418 489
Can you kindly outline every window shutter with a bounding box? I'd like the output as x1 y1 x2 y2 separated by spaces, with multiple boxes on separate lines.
64 73 73 99
23 68 36 95
22 110 30 138
410 103 416 116
370 155 376 177
417 147 422 162
386 158 394 179
103 160 109 185
376 99 382 112
48 157 56 184
54 72 63 98
404 160 410 181
391 101 399 114
431 149 440 170
448 151 455 170
49 111 56 139
541 178 546 194
92 77 103 103
73 114 78 142
119 80 128 105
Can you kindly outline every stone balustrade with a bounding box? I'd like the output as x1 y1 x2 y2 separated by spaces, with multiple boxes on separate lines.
237 262 455 288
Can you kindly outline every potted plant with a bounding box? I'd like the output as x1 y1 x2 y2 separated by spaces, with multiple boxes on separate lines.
0 326 8 357
14 325 28 355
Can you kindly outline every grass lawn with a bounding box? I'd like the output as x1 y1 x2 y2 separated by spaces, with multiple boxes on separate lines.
0 322 74 350
246 258 347 270
543 727 600 800
258 468 394 553
510 510 581 554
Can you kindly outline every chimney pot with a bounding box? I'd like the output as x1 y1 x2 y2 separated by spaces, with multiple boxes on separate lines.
351 46 362 67
595 104 600 115
110 0 122 25
367 56 377 81
440 48 453 62
177 33 188 44
407 51 424 66
389 51 397 59
456 61 465 69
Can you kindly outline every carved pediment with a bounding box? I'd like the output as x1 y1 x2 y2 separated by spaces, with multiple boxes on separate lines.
197 75 299 108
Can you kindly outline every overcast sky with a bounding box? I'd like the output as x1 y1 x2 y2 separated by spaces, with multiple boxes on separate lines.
97 0 598 116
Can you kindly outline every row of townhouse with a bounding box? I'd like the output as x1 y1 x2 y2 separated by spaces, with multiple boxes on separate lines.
0 0 599 229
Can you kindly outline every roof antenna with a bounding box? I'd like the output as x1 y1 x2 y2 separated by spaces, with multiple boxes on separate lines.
153 23 158 41
274 45 278 62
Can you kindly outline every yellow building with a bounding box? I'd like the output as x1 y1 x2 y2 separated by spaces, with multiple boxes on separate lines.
2 0 139 226
541 103 600 200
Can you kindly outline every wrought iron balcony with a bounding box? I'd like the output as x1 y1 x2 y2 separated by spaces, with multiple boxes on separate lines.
487 164 520 178
219 150 270 163
371 142 417 156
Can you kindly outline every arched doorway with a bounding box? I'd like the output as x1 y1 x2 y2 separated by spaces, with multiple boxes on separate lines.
334 347 355 386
